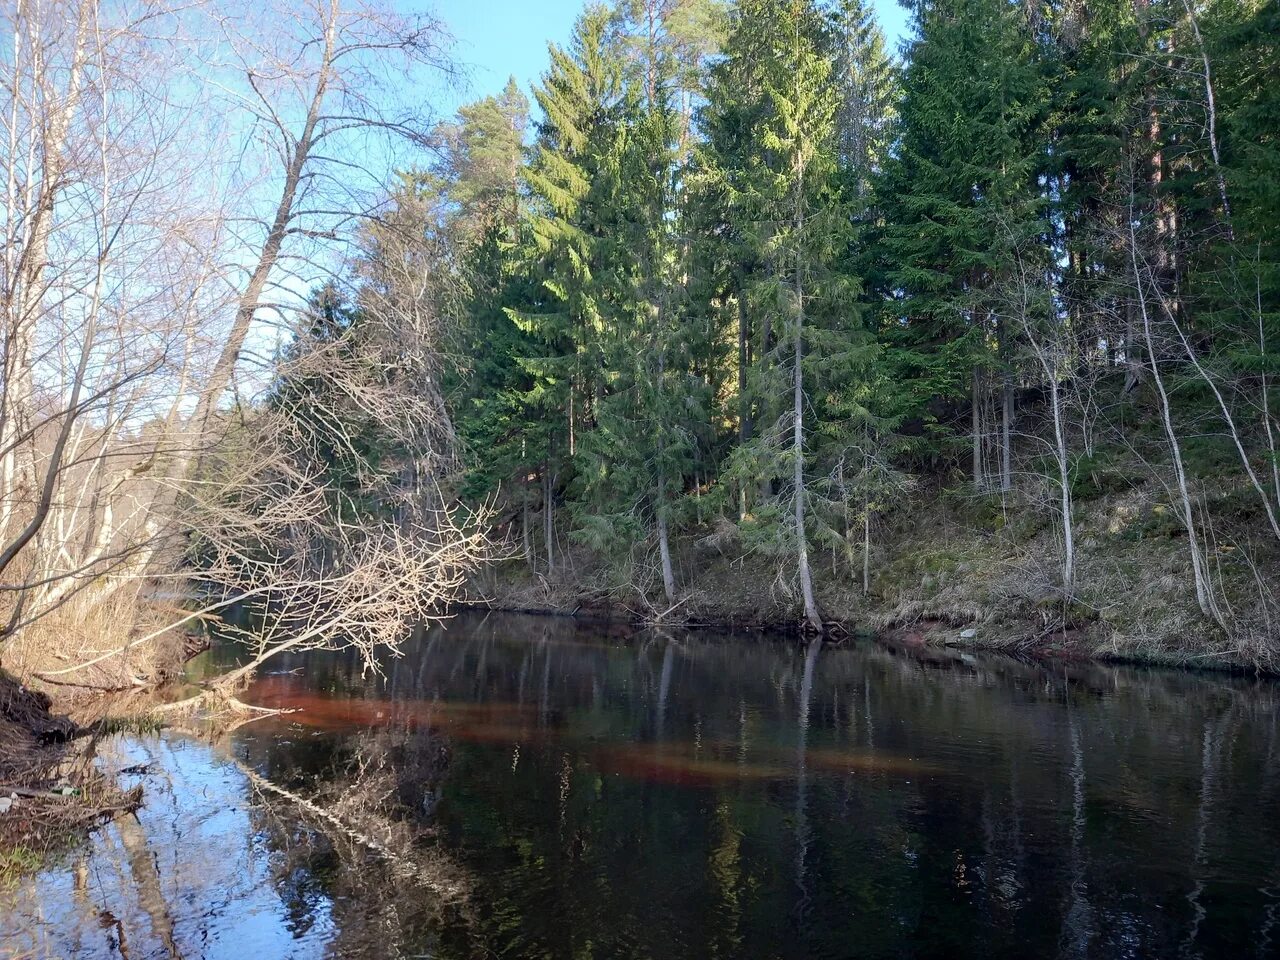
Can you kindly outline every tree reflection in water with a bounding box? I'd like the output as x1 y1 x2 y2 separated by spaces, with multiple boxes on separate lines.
5 611 1280 959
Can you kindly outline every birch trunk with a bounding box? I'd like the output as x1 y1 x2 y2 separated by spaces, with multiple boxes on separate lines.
794 257 821 633
1049 375 1075 597
1001 373 1013 493
0 0 92 539
192 0 340 435
972 366 984 491
1129 212 1223 627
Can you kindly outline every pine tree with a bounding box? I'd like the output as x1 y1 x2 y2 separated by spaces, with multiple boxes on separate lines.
436 78 529 243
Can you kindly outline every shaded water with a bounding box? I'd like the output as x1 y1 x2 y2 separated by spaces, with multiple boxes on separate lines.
5 612 1280 958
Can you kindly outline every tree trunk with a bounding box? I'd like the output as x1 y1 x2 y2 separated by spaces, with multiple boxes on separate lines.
1001 370 1014 493
657 508 676 608
862 498 871 596
543 463 554 573
1179 0 1232 237
1123 299 1144 393
738 276 753 445
568 390 575 457
794 262 821 634
1259 279 1280 515
1157 285 1280 541
0 0 91 540
1049 376 1075 597
972 366 985 491
522 473 532 570
737 277 752 520
193 0 340 435
1130 212 1223 627
996 313 1013 491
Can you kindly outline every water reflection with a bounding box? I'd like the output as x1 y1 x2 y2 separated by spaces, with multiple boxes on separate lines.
4 612 1280 959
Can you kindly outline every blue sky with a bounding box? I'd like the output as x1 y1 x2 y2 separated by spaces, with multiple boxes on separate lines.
436 0 912 109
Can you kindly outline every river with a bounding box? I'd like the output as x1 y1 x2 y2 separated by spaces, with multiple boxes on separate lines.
3 611 1279 958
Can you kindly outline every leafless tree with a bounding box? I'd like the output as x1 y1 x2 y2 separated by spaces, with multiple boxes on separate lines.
192 0 456 433
0 0 485 692
994 235 1078 599
1125 184 1227 629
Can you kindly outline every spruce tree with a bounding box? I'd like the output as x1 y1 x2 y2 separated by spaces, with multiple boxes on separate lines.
878 0 1047 489
567 1 718 605
824 0 898 199
431 85 545 559
705 0 874 631
517 6 627 568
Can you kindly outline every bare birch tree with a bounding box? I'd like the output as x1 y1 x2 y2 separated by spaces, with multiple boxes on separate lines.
0 0 485 690
1125 186 1227 629
996 234 1077 598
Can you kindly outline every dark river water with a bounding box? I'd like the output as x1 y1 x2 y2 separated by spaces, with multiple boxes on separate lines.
4 612 1280 959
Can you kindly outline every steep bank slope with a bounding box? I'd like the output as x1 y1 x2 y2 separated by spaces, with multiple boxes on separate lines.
0 673 139 878
478 478 1280 672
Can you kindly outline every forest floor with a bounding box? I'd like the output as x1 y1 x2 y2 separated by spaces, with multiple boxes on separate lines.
477 472 1280 674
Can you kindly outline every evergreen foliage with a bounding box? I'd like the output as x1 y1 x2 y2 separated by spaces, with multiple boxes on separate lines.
281 0 1280 633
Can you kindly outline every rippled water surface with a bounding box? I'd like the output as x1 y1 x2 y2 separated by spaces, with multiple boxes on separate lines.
4 612 1280 958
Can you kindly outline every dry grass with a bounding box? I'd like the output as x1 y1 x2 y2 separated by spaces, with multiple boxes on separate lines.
0 590 194 695
0 671 142 883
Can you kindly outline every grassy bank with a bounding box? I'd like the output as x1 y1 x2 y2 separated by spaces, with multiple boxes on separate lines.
478 475 1280 674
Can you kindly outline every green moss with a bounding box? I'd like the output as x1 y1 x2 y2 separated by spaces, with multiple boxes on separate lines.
1181 432 1239 475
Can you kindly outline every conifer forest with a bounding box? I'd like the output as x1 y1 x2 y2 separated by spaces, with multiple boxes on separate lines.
362 0 1280 664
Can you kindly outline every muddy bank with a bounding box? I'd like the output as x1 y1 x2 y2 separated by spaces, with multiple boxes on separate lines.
0 671 140 876
1 673 74 764
467 587 1113 665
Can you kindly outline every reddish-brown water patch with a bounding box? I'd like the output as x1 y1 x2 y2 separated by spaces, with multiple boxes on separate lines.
592 744 791 787
243 675 539 736
801 748 935 777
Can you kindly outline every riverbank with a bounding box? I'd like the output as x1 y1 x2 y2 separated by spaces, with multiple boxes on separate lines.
0 672 142 885
476 479 1280 674
3 466 1275 879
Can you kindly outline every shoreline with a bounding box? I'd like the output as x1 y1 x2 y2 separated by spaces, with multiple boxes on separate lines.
458 590 1280 680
